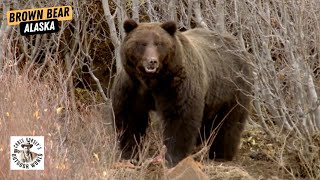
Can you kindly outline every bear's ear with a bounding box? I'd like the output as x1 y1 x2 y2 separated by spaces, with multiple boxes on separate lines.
161 21 177 35
123 19 138 33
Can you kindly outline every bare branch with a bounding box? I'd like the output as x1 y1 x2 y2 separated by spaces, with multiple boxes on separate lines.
216 0 225 32
0 1 11 70
193 0 208 29
307 74 320 129
168 0 177 21
186 0 193 29
101 0 122 72
132 0 140 22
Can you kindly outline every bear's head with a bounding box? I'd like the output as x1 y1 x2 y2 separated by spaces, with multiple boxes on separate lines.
121 19 177 79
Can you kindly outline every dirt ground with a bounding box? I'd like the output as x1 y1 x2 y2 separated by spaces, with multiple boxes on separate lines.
109 121 295 180
201 124 293 180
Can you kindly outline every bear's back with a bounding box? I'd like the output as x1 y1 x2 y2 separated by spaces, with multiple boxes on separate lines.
181 28 250 76
181 28 253 101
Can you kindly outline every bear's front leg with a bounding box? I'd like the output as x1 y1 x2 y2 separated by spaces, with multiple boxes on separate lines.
159 92 205 167
111 72 154 160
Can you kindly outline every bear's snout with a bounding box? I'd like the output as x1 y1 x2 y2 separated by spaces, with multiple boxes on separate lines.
143 57 159 73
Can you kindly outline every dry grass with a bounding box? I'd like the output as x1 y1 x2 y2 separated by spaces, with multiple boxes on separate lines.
0 68 118 179
0 68 290 179
0 68 169 179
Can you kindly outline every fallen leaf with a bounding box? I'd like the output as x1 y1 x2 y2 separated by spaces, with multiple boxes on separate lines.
33 110 40 120
56 107 64 114
93 153 99 162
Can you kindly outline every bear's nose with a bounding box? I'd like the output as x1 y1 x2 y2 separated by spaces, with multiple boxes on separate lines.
147 58 158 65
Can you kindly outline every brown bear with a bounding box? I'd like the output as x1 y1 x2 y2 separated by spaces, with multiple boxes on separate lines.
111 19 253 167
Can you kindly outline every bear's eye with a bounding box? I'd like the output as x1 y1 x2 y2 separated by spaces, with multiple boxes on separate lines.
136 42 147 47
154 42 163 47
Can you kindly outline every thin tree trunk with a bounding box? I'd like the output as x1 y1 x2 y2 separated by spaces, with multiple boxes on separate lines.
307 74 320 129
193 0 208 29
101 0 122 72
0 2 10 70
132 0 140 22
216 0 225 32
168 0 177 21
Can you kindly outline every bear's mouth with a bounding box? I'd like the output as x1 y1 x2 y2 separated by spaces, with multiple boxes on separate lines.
137 65 158 76
139 61 160 75
145 66 157 73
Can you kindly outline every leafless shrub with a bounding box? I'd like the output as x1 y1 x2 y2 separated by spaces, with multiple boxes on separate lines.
0 67 117 179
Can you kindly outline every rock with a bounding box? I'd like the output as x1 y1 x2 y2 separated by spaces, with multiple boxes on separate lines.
166 157 209 180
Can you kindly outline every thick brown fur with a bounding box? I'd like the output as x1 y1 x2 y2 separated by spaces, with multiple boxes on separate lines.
111 19 253 167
